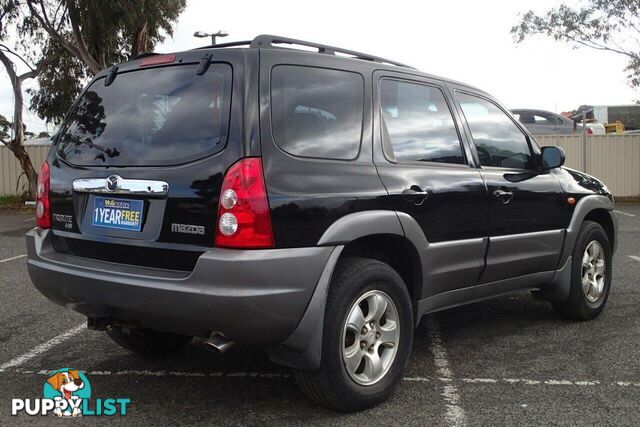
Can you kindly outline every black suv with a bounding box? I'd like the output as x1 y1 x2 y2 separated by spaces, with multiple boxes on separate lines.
27 35 617 412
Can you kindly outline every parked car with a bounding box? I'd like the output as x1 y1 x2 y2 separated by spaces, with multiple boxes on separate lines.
27 35 618 412
511 109 576 135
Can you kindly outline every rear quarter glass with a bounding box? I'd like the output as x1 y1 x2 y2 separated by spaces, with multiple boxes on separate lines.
55 63 232 167
270 65 364 160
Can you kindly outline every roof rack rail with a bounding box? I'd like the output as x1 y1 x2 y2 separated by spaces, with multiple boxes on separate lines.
250 34 414 69
195 34 414 69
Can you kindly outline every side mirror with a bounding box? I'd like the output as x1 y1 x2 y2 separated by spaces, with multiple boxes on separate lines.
541 146 565 169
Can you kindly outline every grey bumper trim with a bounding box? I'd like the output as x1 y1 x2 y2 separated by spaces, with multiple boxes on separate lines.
27 228 335 344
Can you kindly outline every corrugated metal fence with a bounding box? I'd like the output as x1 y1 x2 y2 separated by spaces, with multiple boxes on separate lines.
535 134 640 198
1 136 640 198
0 144 50 196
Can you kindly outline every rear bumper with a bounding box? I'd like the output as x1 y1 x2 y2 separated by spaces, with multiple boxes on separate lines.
26 228 335 344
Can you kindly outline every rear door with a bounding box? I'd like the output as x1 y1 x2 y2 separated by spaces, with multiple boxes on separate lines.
373 71 488 301
452 89 569 288
48 50 253 271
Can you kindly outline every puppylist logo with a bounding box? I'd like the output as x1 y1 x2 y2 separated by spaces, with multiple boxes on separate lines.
11 368 130 417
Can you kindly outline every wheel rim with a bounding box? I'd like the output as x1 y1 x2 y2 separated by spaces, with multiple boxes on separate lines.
581 240 606 303
342 290 400 386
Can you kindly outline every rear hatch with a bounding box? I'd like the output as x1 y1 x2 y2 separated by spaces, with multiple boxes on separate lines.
48 51 246 271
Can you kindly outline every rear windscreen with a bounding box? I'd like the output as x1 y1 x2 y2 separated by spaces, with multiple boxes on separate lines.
56 63 232 166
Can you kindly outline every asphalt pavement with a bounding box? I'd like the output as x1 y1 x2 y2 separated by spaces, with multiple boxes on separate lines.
1 204 639 425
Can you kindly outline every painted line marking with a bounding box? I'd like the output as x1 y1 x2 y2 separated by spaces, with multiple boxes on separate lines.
4 367 638 388
426 317 466 427
0 324 85 372
614 210 636 217
0 254 26 263
629 256 640 262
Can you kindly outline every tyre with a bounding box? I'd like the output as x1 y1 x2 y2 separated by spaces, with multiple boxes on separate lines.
106 326 192 357
552 221 612 320
294 257 414 412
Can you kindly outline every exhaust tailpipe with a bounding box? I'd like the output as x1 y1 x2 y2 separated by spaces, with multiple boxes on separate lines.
201 333 234 354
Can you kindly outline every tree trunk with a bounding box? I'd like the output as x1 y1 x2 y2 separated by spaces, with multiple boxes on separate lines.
0 50 40 198
10 143 38 197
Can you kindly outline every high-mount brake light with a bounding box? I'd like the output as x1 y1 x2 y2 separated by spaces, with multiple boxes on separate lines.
215 158 274 248
35 161 51 229
139 54 176 67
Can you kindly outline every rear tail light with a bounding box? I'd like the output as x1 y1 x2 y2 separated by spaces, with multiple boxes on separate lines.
215 158 274 248
35 161 51 229
586 128 593 135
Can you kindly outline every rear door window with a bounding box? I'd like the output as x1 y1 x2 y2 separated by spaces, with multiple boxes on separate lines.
380 79 465 164
270 65 364 160
56 64 232 166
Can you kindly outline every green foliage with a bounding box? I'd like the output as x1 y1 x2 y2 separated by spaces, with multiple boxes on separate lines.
27 41 88 123
0 113 10 139
6 0 187 123
512 1 640 88
0 195 24 206
60 0 187 67
0 114 12 140
0 114 37 139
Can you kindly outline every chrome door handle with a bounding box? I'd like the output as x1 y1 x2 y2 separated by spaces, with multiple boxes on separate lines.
493 189 514 204
402 186 431 206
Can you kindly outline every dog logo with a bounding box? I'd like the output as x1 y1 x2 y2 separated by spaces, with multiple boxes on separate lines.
12 368 129 417
43 368 91 417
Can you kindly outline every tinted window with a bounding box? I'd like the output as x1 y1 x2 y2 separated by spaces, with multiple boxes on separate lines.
380 79 464 164
57 64 232 166
271 66 363 160
458 93 534 169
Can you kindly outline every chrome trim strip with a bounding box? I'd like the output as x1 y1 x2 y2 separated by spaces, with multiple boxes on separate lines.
72 176 169 198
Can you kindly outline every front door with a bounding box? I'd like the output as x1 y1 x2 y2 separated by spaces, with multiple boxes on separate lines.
454 90 568 285
373 72 488 301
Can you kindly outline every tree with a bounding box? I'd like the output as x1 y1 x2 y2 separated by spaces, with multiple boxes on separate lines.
28 0 186 71
0 114 10 139
0 0 186 197
0 1 59 197
23 0 186 122
512 1 640 88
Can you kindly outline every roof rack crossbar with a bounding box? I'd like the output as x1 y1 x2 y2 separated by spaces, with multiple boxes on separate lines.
249 34 415 69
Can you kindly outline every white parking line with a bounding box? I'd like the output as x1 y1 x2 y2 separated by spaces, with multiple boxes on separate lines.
0 324 85 372
615 210 636 217
5 367 640 388
629 256 640 262
0 254 26 263
426 317 466 427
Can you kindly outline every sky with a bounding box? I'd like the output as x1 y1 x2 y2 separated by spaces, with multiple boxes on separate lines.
1 0 637 134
